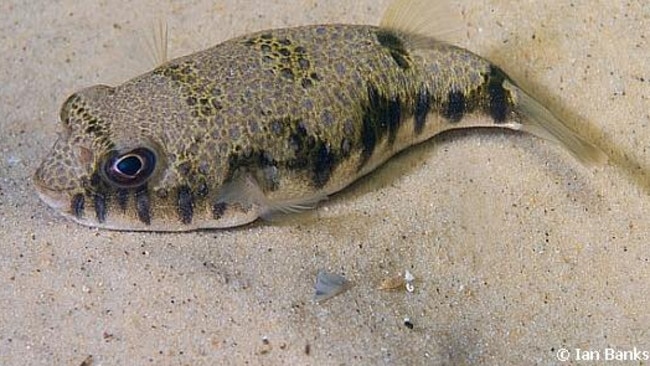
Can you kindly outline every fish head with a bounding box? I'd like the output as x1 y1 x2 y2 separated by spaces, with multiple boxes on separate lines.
33 83 261 231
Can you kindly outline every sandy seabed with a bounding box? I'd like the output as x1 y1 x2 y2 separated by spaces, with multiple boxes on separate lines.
1 1 649 364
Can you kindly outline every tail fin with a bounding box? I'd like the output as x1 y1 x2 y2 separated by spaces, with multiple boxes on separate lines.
503 80 608 167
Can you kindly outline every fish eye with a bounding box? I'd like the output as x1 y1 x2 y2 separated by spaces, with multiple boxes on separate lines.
102 148 156 187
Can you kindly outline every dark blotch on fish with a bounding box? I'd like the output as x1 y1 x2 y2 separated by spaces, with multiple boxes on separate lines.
72 193 85 219
445 91 466 122
197 180 209 198
376 30 411 70
359 82 404 168
414 87 431 135
386 97 402 144
287 121 338 188
312 142 337 188
177 185 194 224
213 201 227 219
360 87 380 167
487 67 510 123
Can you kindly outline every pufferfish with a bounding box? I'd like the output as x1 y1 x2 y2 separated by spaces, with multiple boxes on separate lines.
33 0 607 231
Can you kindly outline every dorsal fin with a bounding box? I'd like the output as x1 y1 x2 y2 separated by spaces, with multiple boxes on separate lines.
379 0 462 43
119 18 170 78
143 19 169 67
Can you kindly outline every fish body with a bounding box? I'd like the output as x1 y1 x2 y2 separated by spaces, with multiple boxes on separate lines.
33 6 606 231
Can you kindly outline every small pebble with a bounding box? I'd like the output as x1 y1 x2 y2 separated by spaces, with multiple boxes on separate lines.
314 270 350 302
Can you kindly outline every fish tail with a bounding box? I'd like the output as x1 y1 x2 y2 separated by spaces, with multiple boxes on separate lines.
502 78 608 167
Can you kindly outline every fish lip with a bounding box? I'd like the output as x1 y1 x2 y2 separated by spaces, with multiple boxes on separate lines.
32 173 70 212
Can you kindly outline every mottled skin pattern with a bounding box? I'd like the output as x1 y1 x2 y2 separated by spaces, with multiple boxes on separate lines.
33 24 526 231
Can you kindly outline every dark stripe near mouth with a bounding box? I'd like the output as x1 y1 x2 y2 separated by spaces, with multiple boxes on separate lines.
135 186 151 225
93 193 107 223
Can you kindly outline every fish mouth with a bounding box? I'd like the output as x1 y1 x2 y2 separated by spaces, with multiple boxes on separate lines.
32 174 71 213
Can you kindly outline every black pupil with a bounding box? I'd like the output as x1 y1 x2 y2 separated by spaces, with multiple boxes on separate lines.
116 156 143 176
103 148 156 187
